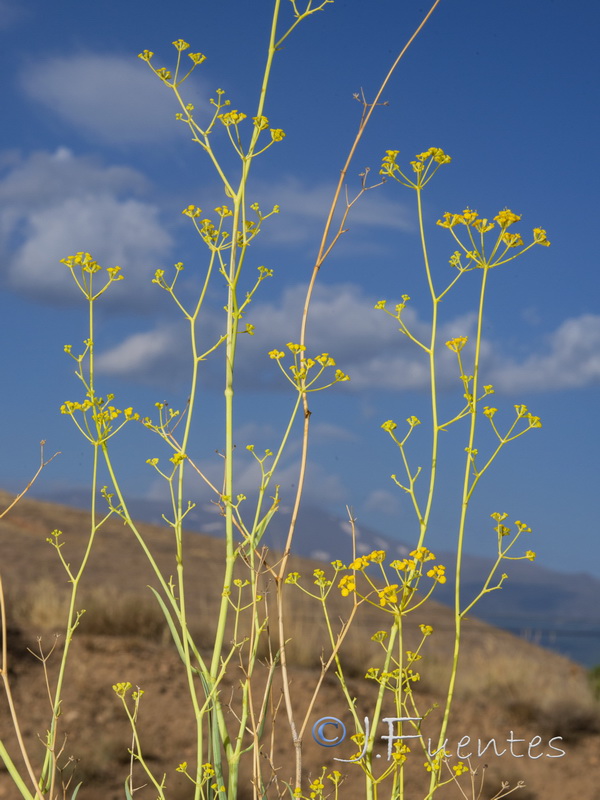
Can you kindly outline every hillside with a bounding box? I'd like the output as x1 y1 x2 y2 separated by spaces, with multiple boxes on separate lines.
0 490 599 799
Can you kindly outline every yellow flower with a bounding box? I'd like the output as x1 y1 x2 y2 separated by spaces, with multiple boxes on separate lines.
501 232 524 248
445 336 468 353
494 208 521 228
314 353 334 366
379 150 400 175
219 110 247 126
253 115 269 130
349 555 370 570
338 574 356 596
182 205 202 217
410 546 435 562
419 624 433 636
415 146 451 164
437 211 462 228
172 39 190 51
453 761 469 776
474 217 495 233
427 564 446 583
533 227 550 246
378 584 399 606
328 770 342 786
459 208 479 225
515 520 532 533
286 342 306 354
371 630 388 642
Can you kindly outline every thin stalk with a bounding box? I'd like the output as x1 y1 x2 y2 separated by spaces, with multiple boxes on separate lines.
276 5 444 791
428 265 490 796
415 186 440 551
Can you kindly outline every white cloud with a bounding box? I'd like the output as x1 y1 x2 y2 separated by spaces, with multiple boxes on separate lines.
254 176 414 249
94 280 600 395
20 54 204 145
145 442 347 511
95 282 475 390
95 324 185 379
309 422 358 442
0 148 173 304
490 314 600 391
362 488 403 517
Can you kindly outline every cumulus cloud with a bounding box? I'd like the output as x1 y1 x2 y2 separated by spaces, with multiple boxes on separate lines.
146 441 347 511
0 148 173 304
490 314 600 391
95 323 189 381
363 488 403 516
95 279 600 395
95 281 476 390
252 175 414 250
20 54 205 145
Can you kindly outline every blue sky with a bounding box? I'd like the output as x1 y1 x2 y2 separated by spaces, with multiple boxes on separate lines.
0 0 599 577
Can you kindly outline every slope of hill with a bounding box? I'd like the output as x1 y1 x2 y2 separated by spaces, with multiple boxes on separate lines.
0 490 599 799
39 489 600 667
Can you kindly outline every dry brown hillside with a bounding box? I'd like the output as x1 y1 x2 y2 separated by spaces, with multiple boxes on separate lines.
0 490 599 799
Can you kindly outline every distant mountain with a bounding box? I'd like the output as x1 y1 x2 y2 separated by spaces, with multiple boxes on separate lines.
38 488 600 667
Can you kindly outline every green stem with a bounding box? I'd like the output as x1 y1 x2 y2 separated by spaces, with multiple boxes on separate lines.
429 264 490 796
415 187 440 551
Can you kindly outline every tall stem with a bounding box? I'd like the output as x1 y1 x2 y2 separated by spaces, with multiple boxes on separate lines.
429 265 489 796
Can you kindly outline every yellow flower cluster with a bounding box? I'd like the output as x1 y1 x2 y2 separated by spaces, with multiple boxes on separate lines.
416 147 451 163
348 550 386 570
339 574 356 597
61 251 107 274
269 343 349 389
437 208 551 253
219 110 247 126
380 147 451 187
378 584 399 606
426 564 446 584
336 546 446 609
445 336 468 353
309 776 324 799
390 547 436 572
